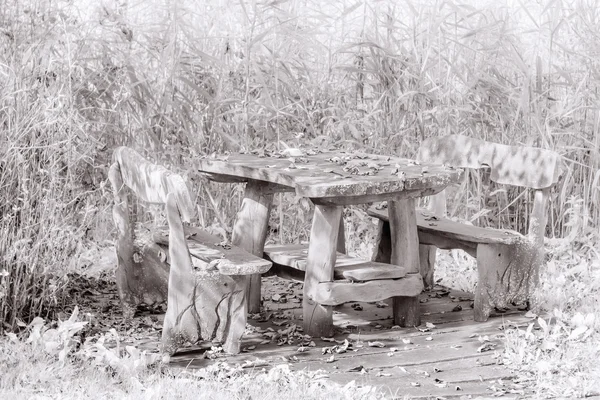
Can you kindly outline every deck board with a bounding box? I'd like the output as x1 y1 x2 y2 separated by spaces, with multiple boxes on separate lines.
167 276 533 398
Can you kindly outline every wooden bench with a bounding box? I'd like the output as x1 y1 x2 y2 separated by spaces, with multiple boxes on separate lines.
108 147 271 354
368 135 562 321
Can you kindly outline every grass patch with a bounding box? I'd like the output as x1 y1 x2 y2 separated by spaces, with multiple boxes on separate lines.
0 311 384 400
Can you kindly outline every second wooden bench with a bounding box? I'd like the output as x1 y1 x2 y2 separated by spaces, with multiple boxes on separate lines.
368 135 562 321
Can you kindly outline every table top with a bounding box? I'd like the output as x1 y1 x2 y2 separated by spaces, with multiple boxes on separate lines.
196 149 461 202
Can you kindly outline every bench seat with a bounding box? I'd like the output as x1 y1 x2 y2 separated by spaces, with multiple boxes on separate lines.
153 226 271 276
264 244 422 305
368 206 526 256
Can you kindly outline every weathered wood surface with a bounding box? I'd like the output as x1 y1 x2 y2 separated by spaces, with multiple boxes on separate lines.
313 273 423 305
369 136 560 323
109 163 169 318
264 244 407 280
153 226 271 276
417 134 562 189
231 181 274 314
368 206 526 246
110 147 273 355
113 147 196 222
196 151 461 199
303 205 342 337
161 194 247 355
167 282 533 398
388 199 422 327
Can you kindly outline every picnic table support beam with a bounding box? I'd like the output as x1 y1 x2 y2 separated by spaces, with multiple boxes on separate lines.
232 180 273 314
303 204 342 337
389 199 421 327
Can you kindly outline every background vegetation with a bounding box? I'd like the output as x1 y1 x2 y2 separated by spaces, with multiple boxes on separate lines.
1 0 599 396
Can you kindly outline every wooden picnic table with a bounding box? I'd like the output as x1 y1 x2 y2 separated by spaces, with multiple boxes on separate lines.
196 149 461 337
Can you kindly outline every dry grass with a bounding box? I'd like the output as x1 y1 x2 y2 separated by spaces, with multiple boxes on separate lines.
0 313 384 399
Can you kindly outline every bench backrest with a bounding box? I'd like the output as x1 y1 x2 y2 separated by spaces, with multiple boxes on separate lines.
417 135 562 189
110 147 196 222
416 135 562 242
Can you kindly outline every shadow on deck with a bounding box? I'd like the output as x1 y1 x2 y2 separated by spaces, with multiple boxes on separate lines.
161 276 532 399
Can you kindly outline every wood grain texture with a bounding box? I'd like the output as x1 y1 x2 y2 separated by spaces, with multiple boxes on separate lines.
231 180 274 314
109 163 169 317
153 226 271 276
417 134 562 189
474 241 538 321
264 244 406 280
110 148 273 355
197 151 460 199
368 206 526 246
389 199 422 327
161 194 247 355
311 273 423 305
113 147 196 222
303 205 342 337
169 285 533 398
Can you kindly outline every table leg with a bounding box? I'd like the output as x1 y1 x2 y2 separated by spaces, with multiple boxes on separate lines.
231 180 273 314
303 204 342 337
388 198 421 327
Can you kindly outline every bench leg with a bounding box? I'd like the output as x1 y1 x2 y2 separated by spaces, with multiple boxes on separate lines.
388 199 421 327
303 204 342 337
419 245 436 290
475 242 540 322
232 180 273 314
162 194 246 355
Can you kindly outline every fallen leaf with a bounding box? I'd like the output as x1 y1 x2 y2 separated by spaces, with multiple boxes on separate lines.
368 341 385 348
477 343 496 352
348 365 366 372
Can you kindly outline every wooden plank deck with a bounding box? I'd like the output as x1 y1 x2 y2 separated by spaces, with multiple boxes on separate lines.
161 276 532 399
